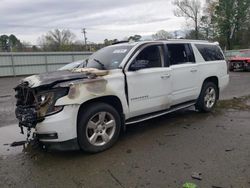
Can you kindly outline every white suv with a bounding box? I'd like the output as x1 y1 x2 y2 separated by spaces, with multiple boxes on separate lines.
15 40 229 152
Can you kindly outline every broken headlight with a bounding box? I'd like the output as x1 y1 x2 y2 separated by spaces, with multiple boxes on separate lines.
37 87 69 116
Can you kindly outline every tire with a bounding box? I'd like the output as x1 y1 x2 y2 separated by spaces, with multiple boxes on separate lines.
195 82 218 112
228 62 234 71
77 103 121 153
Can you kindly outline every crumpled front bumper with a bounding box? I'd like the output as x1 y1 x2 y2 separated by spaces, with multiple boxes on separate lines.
16 105 81 151
15 106 44 128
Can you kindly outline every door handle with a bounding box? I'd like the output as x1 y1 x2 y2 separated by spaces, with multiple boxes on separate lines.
161 74 171 79
190 69 197 73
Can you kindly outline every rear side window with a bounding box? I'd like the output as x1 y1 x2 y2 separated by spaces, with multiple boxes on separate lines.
167 44 195 66
195 44 224 61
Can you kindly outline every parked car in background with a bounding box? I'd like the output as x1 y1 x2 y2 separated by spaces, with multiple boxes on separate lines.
227 50 250 71
14 40 229 153
224 50 241 61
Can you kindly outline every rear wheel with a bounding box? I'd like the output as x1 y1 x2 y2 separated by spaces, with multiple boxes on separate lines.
77 103 121 153
195 82 218 112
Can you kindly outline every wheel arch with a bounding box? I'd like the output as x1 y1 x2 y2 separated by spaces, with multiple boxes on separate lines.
202 76 219 99
77 95 124 125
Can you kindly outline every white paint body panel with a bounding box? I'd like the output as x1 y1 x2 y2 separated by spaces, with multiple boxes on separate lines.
36 105 80 142
126 67 172 117
34 40 229 143
56 69 129 115
170 63 199 105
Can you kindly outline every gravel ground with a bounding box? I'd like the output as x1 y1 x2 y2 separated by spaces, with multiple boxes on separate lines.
0 100 250 188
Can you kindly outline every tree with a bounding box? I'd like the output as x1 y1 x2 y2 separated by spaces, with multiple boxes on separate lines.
39 29 76 51
238 21 250 49
9 35 21 47
103 39 118 46
214 0 250 49
185 30 205 39
173 0 202 39
0 34 22 52
152 30 173 40
199 0 218 40
0 35 9 51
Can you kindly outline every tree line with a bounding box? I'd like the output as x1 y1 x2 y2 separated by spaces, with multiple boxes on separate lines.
173 0 250 50
1 0 249 52
0 31 149 52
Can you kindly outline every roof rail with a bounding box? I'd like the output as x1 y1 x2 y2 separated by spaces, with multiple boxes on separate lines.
112 40 129 45
166 39 210 42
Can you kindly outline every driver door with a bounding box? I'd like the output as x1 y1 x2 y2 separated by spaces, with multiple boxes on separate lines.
125 44 172 117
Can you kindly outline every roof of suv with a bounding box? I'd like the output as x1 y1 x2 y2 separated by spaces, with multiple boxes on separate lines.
112 39 218 47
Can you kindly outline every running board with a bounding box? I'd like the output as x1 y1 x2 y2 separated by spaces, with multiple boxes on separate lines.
125 101 196 125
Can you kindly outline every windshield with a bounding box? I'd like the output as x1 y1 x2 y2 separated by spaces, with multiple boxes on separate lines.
86 45 133 70
59 60 84 70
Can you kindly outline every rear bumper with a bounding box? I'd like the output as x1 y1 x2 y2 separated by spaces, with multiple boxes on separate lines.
219 74 229 92
35 105 80 143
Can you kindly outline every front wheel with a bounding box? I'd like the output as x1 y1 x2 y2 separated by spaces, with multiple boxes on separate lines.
195 82 218 112
77 103 121 153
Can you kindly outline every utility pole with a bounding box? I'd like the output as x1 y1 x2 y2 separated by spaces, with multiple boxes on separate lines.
82 28 87 46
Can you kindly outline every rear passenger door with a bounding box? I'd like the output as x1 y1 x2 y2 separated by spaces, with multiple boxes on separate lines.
167 43 199 105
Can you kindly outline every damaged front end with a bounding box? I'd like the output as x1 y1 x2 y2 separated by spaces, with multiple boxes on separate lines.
15 81 69 135
14 69 109 142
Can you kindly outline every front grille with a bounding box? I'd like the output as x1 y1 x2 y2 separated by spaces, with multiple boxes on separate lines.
15 82 36 106
15 106 38 128
14 82 40 128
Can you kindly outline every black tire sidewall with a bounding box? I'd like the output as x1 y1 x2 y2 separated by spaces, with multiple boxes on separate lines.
196 82 218 112
77 103 121 153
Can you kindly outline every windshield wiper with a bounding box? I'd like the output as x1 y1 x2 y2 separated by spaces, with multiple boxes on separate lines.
93 59 106 70
85 59 89 67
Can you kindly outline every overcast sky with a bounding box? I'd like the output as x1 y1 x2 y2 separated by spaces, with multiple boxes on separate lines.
0 0 188 44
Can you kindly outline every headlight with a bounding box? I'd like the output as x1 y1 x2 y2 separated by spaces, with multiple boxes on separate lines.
40 95 46 103
37 88 69 117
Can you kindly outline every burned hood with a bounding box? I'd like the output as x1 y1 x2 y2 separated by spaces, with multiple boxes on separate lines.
22 68 109 88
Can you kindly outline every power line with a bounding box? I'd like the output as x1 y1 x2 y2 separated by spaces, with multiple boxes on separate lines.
82 28 87 46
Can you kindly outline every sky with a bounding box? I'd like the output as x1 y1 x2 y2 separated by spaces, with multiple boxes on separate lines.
0 0 188 44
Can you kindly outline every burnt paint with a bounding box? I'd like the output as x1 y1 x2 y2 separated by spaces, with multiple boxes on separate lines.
27 70 90 88
86 79 108 94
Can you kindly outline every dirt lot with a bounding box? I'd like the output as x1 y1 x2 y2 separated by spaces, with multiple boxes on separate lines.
0 72 250 188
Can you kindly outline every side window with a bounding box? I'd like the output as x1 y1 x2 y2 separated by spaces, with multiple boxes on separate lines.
129 45 163 70
195 44 224 61
167 44 194 66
